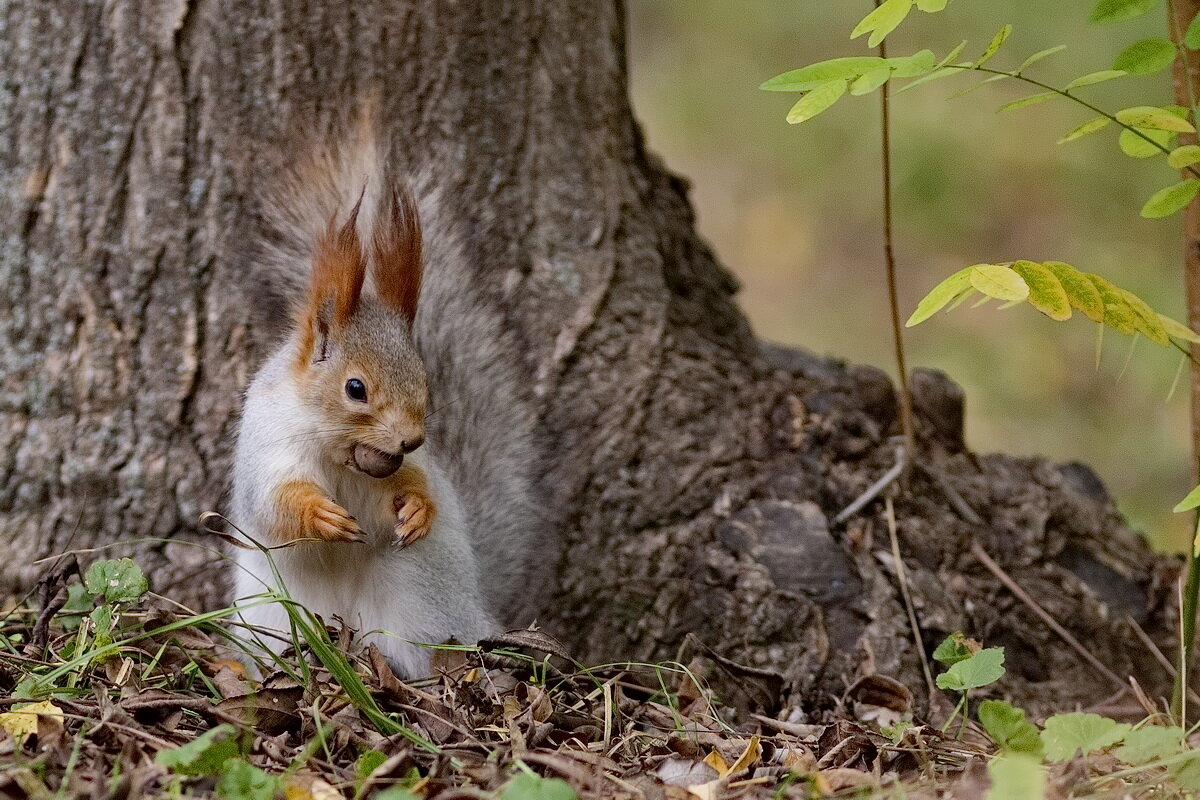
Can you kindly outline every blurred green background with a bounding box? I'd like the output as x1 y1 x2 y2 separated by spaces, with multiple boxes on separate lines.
627 1 1193 550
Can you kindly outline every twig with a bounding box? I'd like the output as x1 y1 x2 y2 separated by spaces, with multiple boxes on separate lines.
915 463 983 525
834 443 907 526
876 1 917 473
1127 612 1200 708
970 542 1128 694
886 497 937 700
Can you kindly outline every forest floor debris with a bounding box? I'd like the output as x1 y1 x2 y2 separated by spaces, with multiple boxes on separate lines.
1 556 1198 799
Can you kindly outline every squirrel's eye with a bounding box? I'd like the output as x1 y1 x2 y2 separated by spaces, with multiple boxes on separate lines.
345 378 368 402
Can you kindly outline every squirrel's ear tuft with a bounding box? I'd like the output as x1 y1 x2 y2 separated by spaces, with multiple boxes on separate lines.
310 194 367 328
296 195 366 365
372 185 422 324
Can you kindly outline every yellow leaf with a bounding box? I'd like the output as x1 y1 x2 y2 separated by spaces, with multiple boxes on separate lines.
702 750 729 776
727 736 762 775
970 264 1030 303
1160 313 1200 343
284 774 341 800
0 701 63 740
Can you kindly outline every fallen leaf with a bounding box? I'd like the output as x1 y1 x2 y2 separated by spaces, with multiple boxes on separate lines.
0 700 63 740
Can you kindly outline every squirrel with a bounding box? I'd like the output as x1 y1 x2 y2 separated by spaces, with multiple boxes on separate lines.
228 119 545 677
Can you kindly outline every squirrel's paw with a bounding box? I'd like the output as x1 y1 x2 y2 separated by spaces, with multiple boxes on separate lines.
394 492 435 547
305 496 365 544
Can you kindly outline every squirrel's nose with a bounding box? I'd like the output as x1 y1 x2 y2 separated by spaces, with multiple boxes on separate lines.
400 434 424 454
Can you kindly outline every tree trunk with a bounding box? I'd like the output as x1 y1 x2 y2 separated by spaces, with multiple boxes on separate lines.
1 0 1179 715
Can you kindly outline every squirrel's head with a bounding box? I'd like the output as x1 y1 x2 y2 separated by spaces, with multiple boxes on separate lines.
293 187 427 479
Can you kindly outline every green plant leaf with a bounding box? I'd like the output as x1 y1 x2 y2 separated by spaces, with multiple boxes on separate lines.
1116 725 1185 764
1017 45 1067 73
986 754 1046 800
889 50 938 78
1160 313 1200 342
1141 178 1200 218
998 92 1057 113
1188 12 1200 49
1175 484 1200 512
501 773 577 800
915 0 948 10
1010 261 1070 320
1119 127 1174 158
932 631 977 665
1058 117 1111 144
851 68 892 96
1089 0 1162 24
1087 274 1138 334
1116 106 1196 132
935 647 1005 691
216 760 277 800
1043 262 1104 322
1113 38 1177 75
84 559 148 604
852 0 914 48
1173 753 1200 790
973 25 1012 67
979 700 1045 757
1170 144 1200 168
1041 713 1130 761
356 750 390 782
906 268 975 327
786 80 847 124
1065 70 1127 90
156 724 240 776
760 57 887 92
1118 288 1170 345
970 265 1029 303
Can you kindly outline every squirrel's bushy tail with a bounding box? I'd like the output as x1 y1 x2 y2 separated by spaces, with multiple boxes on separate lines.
250 112 548 620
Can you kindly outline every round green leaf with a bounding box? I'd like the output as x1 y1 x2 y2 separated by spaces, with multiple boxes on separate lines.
1041 713 1131 762
1169 144 1200 168
786 79 847 124
1044 262 1104 322
1112 38 1177 75
1116 106 1196 132
987 755 1046 800
1119 127 1174 158
935 647 1006 691
1186 12 1200 49
1141 178 1200 218
970 264 1030 303
1089 0 1162 24
1011 261 1071 321
84 558 148 604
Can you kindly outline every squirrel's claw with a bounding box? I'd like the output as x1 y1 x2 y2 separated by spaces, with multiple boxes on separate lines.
393 493 434 547
310 499 365 543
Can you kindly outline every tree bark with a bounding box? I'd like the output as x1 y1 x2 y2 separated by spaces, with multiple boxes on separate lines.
1 0 1179 715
